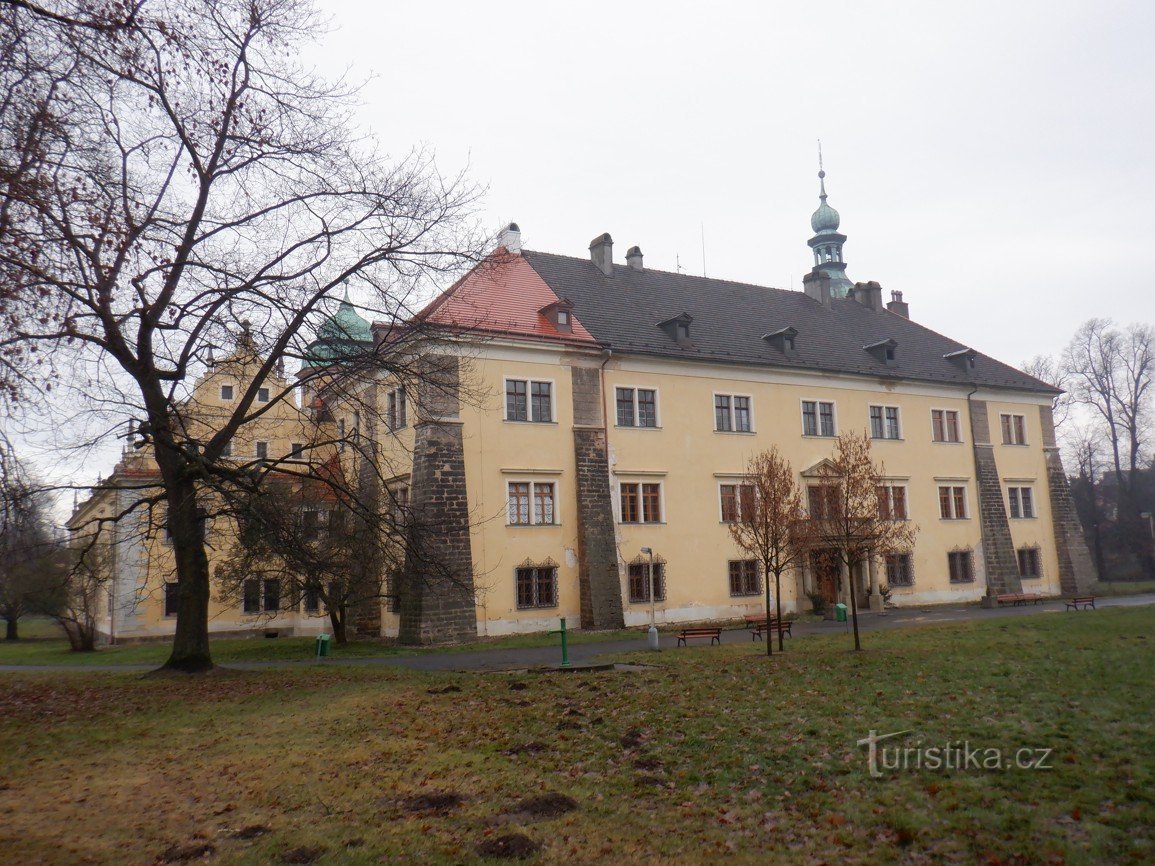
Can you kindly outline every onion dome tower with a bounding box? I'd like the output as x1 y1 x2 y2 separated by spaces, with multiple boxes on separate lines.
806 162 852 298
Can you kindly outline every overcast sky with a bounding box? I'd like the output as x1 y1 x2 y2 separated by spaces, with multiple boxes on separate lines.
311 0 1154 364
17 0 1155 501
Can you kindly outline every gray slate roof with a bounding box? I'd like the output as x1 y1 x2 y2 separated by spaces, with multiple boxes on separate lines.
522 250 1057 395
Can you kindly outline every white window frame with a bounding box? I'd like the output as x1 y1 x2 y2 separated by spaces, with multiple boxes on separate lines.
717 480 755 523
1007 486 1036 519
714 392 754 433
257 387 270 403
800 398 836 437
506 479 559 526
255 440 269 460
387 385 407 431
930 408 963 444
877 484 909 520
618 480 665 524
937 484 969 520
1000 413 1028 446
219 383 235 401
614 384 660 428
869 404 902 440
504 377 555 423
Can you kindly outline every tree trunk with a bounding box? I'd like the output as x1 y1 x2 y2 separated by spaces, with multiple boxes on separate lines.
775 571 785 653
330 607 347 645
5 616 17 641
763 565 773 657
848 557 862 651
161 475 214 672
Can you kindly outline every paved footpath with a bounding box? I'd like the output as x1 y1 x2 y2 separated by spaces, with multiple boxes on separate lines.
3 594 1152 675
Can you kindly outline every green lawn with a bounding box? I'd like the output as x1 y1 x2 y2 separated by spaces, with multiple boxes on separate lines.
0 619 640 666
0 609 1152 864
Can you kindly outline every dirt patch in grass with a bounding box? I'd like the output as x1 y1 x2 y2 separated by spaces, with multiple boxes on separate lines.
400 791 466 814
475 833 540 859
502 741 550 756
279 845 325 864
513 793 577 818
160 841 215 862
227 824 271 840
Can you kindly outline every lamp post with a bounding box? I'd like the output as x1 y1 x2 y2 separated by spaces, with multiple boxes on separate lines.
641 547 659 651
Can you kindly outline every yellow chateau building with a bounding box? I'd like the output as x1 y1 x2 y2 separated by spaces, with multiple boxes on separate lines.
73 175 1096 642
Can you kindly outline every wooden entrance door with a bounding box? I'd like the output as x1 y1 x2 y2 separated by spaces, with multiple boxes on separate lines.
810 549 840 605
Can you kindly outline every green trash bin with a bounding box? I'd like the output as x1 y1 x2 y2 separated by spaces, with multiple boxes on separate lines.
315 634 331 658
834 603 848 623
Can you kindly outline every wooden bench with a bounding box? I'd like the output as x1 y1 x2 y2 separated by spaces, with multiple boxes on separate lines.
676 627 722 647
996 593 1044 606
1065 596 1097 611
746 616 794 640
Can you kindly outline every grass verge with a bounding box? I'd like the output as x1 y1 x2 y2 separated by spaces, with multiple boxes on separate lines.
0 608 1151 864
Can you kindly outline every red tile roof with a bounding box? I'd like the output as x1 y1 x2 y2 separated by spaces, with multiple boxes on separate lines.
418 250 600 346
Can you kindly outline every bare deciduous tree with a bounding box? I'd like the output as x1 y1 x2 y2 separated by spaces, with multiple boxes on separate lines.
1062 319 1154 578
806 431 918 652
0 0 484 671
0 441 60 639
727 447 810 656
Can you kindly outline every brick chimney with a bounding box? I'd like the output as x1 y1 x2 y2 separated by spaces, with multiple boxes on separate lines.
850 281 884 311
626 245 644 271
886 290 909 318
589 233 613 276
802 267 833 307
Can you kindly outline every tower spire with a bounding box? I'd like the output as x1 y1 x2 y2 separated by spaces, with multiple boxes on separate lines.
806 147 852 298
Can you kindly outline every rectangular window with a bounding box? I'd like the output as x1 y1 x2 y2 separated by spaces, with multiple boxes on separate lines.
932 409 961 443
243 579 260 614
221 440 232 458
1017 548 1041 579
507 481 555 525
391 485 409 526
720 483 755 523
164 582 179 617
869 405 901 440
616 387 659 427
506 379 552 422
948 551 975 583
1001 413 1027 445
290 442 304 458
387 386 407 431
938 485 968 519
515 566 558 608
617 388 636 427
715 394 732 431
303 585 321 613
255 441 268 460
531 381 552 423
716 394 752 432
620 482 662 523
263 579 280 612
808 485 840 519
876 485 908 520
506 379 527 421
628 562 666 603
257 387 270 403
728 560 760 597
802 400 835 436
220 384 234 401
507 482 530 525
885 553 913 587
1008 486 1035 519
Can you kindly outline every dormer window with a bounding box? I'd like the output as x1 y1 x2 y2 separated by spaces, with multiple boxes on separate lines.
944 348 977 371
658 313 694 345
539 298 574 333
763 326 798 354
864 339 898 366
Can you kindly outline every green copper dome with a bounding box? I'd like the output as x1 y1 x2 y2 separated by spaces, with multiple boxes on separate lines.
303 292 373 368
810 170 841 234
